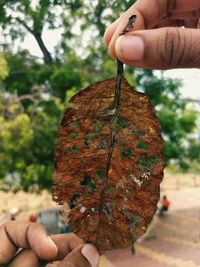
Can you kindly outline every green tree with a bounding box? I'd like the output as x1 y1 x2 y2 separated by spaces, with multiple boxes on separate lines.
134 70 198 167
0 0 199 191
1 0 54 63
0 53 9 80
0 0 85 64
0 88 64 191
3 50 43 95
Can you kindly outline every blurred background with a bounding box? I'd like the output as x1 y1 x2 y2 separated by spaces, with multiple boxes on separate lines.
0 1 200 266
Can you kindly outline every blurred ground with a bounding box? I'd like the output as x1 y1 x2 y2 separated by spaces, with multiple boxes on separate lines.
0 173 200 266
0 190 57 222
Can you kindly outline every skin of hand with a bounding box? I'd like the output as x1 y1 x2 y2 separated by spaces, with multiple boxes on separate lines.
104 0 200 69
0 221 99 267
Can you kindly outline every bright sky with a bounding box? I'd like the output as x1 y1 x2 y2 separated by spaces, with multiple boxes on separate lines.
165 69 200 100
19 28 200 101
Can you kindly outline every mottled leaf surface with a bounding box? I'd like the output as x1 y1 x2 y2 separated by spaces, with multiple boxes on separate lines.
52 78 164 251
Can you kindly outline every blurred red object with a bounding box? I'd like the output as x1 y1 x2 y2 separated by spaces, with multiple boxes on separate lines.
28 214 37 222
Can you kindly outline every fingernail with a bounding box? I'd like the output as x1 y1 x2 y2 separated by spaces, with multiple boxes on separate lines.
115 35 144 61
48 237 58 252
81 244 99 267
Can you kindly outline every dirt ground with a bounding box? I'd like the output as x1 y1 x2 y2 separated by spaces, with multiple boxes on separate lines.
0 189 57 222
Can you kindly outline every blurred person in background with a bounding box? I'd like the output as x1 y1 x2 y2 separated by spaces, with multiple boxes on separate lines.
28 213 38 223
158 195 171 216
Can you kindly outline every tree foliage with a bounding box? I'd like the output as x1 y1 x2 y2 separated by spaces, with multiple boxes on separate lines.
135 70 198 167
0 53 9 80
0 89 64 191
0 0 199 191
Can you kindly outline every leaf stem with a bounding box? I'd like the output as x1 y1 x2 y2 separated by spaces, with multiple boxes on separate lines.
95 15 137 249
114 14 137 113
114 59 124 113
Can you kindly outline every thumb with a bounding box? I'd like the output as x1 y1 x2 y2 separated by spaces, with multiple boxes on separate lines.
55 244 99 267
114 27 200 70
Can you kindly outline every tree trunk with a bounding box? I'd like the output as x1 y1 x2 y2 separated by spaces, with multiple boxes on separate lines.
33 32 53 65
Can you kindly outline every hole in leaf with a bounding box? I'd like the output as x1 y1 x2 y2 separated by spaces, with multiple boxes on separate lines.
72 116 79 128
130 216 144 223
69 132 79 139
139 155 160 170
97 140 108 149
70 194 80 209
117 117 127 129
81 175 96 192
106 184 116 192
69 144 78 153
137 140 148 151
132 129 148 137
150 155 160 164
61 147 68 154
86 133 94 141
80 206 87 213
118 140 125 148
91 207 98 213
139 156 152 170
96 170 106 180
102 202 112 216
121 148 133 159
84 141 90 148
94 120 102 135
84 133 94 148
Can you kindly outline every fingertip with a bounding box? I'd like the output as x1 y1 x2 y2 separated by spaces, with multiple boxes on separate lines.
81 244 99 267
108 41 117 59
103 20 119 47
103 27 111 47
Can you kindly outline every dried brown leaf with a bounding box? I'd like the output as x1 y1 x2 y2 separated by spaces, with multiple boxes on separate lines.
52 77 164 251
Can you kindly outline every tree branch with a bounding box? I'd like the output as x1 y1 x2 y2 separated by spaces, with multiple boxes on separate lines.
32 32 53 65
14 17 53 65
14 17 34 34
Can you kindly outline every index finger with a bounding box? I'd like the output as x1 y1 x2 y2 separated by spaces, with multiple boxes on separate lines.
0 221 58 264
8 233 84 267
106 0 200 58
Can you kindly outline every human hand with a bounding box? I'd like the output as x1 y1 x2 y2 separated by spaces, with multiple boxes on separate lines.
104 0 200 69
0 221 99 267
